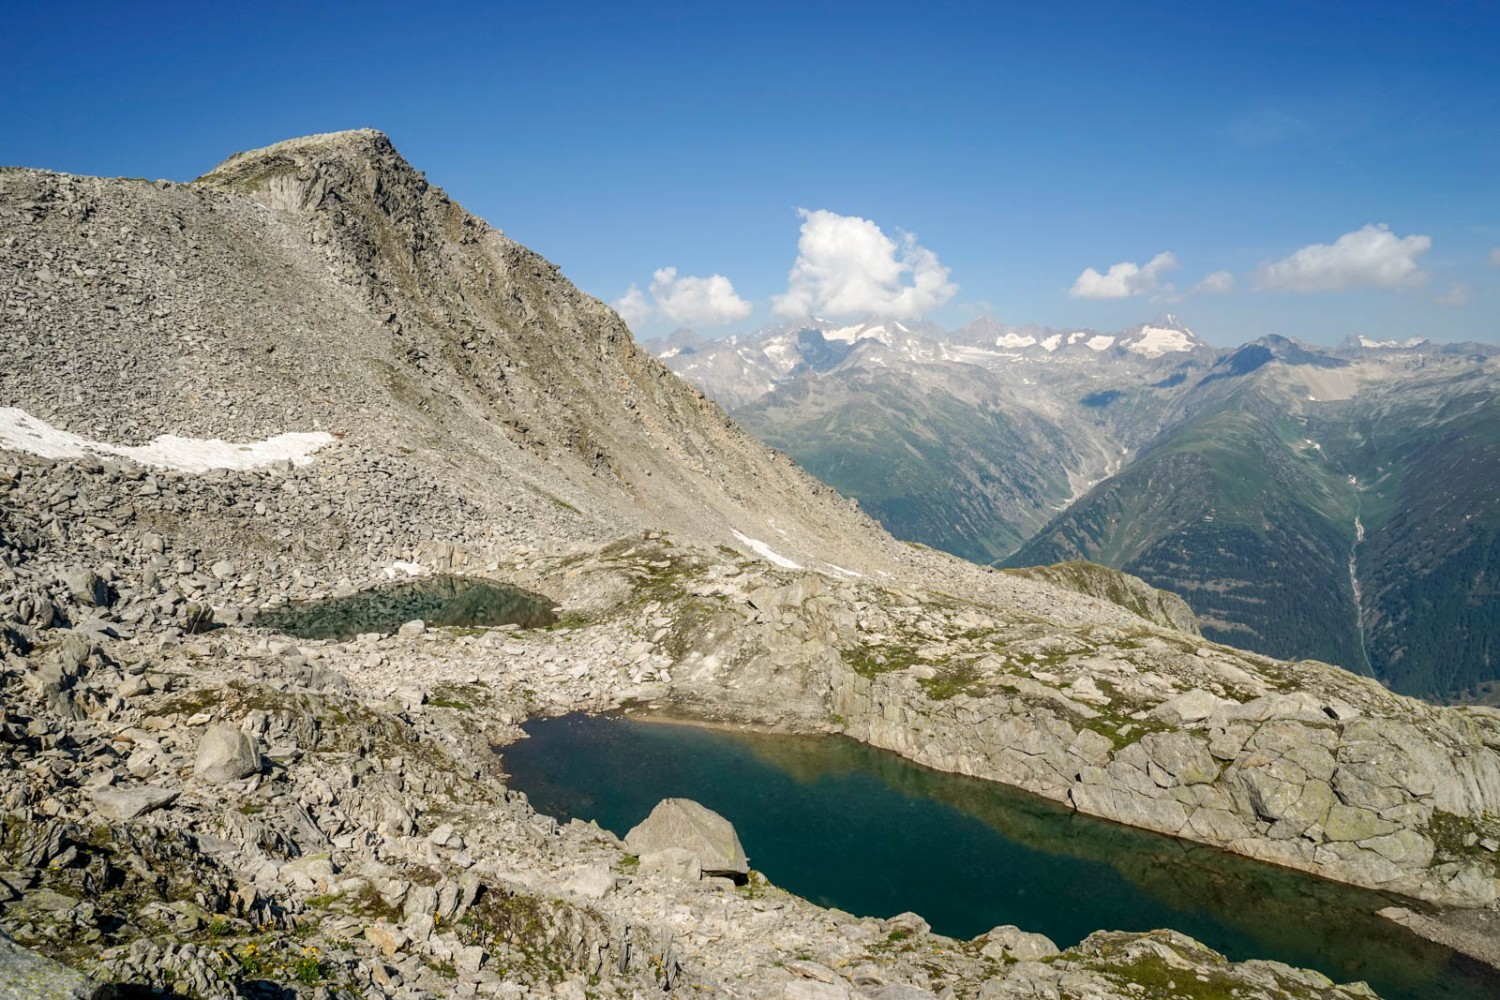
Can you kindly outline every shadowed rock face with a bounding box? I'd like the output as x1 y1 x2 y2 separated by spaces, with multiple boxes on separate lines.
625 798 749 877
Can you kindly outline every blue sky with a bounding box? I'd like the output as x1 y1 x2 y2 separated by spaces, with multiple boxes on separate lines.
3 1 1497 344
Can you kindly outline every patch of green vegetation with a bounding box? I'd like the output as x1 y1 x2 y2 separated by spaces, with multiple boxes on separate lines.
547 610 592 630
302 891 344 909
737 870 769 900
1067 678 1172 750
1074 712 1171 752
1085 953 1243 999
351 882 403 923
918 662 984 701
293 947 330 984
841 643 919 679
428 957 459 979
456 888 586 984
1425 810 1500 875
428 697 473 710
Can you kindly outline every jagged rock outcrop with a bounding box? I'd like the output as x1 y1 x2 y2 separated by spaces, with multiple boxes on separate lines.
1003 561 1200 634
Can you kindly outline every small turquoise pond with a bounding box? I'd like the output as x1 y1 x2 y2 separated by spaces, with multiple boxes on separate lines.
254 575 555 641
502 714 1500 1000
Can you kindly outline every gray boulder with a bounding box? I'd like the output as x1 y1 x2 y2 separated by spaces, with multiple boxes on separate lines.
1149 688 1232 726
0 929 112 998
61 567 110 608
92 786 178 822
979 925 1060 962
861 987 938 1000
193 725 261 783
625 798 748 877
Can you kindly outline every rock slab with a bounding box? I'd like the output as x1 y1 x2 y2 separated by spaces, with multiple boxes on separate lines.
91 786 178 822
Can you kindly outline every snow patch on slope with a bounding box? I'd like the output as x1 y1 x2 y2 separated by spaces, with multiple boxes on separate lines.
1126 325 1196 357
731 529 803 569
995 333 1039 349
0 406 335 473
1358 336 1427 349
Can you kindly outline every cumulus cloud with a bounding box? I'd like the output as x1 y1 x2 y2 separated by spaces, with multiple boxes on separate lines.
1069 251 1179 299
612 284 652 330
1190 270 1236 296
1255 224 1431 292
1435 283 1471 307
647 267 753 327
772 209 957 320
612 269 752 330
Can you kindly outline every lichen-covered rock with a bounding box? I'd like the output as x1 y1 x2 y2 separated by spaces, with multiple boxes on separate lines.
0 929 111 999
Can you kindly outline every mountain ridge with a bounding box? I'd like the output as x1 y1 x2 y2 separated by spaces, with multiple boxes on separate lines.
647 314 1500 698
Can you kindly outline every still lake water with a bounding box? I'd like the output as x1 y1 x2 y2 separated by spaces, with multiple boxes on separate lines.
502 713 1500 1000
254 575 555 640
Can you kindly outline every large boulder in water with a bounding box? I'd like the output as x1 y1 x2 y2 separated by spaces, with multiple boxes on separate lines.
625 798 748 877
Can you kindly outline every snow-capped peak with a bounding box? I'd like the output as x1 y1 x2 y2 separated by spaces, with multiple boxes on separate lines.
1357 335 1428 350
1119 315 1205 358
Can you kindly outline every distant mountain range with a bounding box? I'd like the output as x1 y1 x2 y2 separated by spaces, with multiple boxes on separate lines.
644 318 1500 701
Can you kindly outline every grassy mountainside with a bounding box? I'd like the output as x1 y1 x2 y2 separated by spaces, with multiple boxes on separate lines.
1011 361 1500 699
1313 371 1500 699
1007 381 1366 671
737 366 1096 563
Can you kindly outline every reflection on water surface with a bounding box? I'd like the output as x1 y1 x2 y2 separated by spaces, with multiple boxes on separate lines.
503 713 1500 1000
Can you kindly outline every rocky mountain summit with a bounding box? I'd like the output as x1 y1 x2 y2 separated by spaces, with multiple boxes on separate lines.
2 131 1499 998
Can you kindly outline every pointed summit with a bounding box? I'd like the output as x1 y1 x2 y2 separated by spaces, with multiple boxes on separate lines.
1118 315 1208 357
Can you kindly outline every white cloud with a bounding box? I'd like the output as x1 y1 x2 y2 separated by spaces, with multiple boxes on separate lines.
612 284 652 330
1069 251 1179 299
1435 283 1471 307
772 209 957 320
1190 270 1235 296
1489 248 1500 268
648 267 752 327
1256 224 1431 292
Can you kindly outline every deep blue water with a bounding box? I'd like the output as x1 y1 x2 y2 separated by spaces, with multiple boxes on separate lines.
502 713 1500 1000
